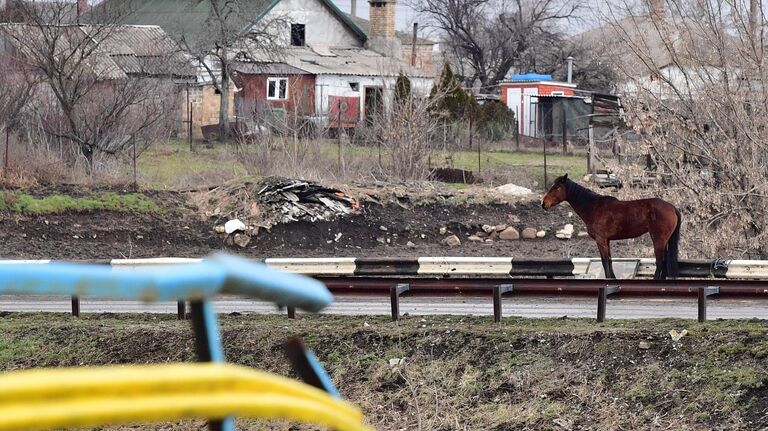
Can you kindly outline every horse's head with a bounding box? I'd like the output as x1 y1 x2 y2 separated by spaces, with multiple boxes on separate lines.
542 174 568 210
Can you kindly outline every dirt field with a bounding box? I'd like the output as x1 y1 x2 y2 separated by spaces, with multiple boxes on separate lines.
0 313 765 430
0 187 654 260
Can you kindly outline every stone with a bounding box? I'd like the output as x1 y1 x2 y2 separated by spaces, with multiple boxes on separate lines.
388 358 405 367
474 231 487 238
233 233 251 248
577 231 589 237
214 225 226 234
536 230 546 238
507 215 521 223
639 341 651 350
224 219 246 234
379 225 388 231
442 235 461 247
494 224 507 232
406 241 416 248
439 227 448 235
555 224 574 240
499 227 520 240
521 228 537 239
468 235 483 242
482 224 495 233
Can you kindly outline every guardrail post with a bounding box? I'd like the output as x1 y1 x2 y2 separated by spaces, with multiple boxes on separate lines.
287 306 296 319
177 300 186 320
71 296 80 317
390 283 410 321
493 284 514 323
597 285 620 323
698 286 719 323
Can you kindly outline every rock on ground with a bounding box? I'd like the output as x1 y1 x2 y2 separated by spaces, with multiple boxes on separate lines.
499 227 520 240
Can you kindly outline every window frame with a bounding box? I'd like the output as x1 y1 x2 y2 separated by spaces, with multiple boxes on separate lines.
290 23 306 47
267 77 289 101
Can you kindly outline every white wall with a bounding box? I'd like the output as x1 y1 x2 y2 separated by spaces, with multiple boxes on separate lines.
260 0 362 48
314 74 432 119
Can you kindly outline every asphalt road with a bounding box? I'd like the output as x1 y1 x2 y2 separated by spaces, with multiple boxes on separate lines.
2 295 767 320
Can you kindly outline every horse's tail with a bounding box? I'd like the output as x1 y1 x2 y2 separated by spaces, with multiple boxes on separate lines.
665 208 682 278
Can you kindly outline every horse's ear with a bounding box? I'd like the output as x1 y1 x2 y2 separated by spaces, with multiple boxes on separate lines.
563 173 568 180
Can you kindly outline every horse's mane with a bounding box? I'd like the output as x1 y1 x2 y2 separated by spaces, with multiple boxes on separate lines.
565 179 601 206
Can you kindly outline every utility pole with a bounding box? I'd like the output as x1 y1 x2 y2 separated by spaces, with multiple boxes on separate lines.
411 23 418 67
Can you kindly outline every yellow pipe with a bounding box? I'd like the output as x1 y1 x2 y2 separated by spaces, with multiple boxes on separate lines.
0 364 373 431
0 393 373 431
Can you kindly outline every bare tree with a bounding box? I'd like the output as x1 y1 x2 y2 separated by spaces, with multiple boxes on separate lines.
597 0 768 258
412 0 584 88
175 0 286 142
0 58 36 175
0 3 181 172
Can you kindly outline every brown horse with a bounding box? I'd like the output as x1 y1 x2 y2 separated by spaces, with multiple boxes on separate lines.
542 174 681 279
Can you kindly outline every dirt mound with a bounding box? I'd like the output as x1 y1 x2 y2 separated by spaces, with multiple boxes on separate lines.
0 185 662 259
0 314 765 430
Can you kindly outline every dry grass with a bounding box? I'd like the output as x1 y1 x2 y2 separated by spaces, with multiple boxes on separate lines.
0 314 765 431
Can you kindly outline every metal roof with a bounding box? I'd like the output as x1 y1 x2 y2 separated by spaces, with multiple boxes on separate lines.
233 62 310 75
0 23 194 80
247 46 434 78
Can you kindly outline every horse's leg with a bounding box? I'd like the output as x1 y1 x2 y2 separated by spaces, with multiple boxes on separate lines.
650 225 674 280
652 241 666 280
596 238 616 279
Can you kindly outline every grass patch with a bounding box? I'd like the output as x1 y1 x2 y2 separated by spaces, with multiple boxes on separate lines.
0 191 160 214
137 139 587 190
0 314 765 430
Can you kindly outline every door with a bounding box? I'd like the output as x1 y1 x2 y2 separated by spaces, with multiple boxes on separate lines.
506 88 522 134
364 87 383 125
523 88 538 137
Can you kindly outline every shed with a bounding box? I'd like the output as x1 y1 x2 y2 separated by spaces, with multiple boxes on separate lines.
500 73 577 137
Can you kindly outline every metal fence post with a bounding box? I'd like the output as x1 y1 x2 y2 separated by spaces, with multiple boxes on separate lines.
597 285 620 323
177 301 186 320
71 296 80 317
698 286 719 323
390 283 410 321
493 284 514 323
287 306 296 319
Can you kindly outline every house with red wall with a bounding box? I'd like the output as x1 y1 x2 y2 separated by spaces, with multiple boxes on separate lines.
500 73 577 137
232 63 316 132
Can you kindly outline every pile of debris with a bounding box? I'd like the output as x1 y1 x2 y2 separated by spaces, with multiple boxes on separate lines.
257 177 360 224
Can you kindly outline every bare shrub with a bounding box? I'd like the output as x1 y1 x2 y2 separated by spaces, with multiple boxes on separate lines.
0 2 184 174
357 93 445 182
596 0 768 258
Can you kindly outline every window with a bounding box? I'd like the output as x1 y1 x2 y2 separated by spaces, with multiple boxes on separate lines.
550 91 565 96
291 23 306 47
267 77 288 100
349 82 360 91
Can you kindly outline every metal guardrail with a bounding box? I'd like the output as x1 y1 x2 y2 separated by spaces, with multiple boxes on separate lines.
2 256 767 324
0 256 758 278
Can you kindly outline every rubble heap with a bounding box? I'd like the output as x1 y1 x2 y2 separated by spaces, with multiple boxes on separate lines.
257 177 359 224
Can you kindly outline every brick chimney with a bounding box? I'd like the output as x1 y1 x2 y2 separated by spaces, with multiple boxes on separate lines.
648 0 665 18
368 0 396 38
366 0 401 58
